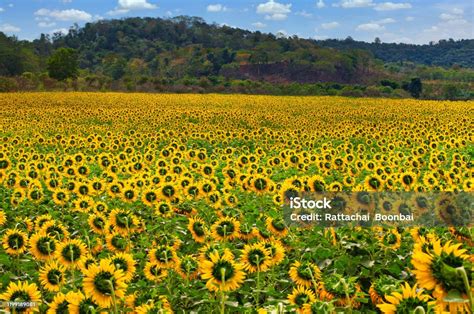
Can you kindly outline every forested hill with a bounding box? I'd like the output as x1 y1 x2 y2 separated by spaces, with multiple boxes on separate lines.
1 16 473 99
315 38 474 68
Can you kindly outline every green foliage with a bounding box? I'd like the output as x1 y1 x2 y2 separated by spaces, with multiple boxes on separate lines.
47 48 79 81
402 78 423 98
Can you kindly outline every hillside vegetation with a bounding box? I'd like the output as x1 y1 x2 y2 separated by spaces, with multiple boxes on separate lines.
0 16 473 99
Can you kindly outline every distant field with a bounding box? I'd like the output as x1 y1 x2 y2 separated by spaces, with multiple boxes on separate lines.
0 93 472 313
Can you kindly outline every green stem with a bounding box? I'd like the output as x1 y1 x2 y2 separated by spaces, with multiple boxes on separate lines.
457 267 473 313
413 306 426 314
108 279 118 314
220 268 226 314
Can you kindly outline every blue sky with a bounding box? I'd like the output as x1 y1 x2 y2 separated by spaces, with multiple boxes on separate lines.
0 0 472 44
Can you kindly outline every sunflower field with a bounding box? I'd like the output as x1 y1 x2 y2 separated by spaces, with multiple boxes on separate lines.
0 92 472 313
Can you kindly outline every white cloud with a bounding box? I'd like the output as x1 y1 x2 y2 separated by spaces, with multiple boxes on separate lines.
38 21 57 28
257 0 292 21
334 0 374 8
374 18 396 24
62 0 73 3
207 4 227 12
108 0 157 15
34 8 92 22
50 28 69 35
0 8 4 12
0 23 21 33
118 0 156 9
296 10 313 18
265 13 288 20
452 8 463 15
356 23 385 31
252 22 267 28
316 0 325 8
8 4 13 8
405 16 414 21
374 2 412 11
276 29 288 38
321 21 340 29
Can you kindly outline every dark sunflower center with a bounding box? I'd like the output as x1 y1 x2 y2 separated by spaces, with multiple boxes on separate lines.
248 249 266 266
295 293 311 306
145 192 157 202
162 185 175 197
79 298 98 313
297 265 313 281
56 300 69 313
212 260 235 282
192 222 205 236
37 237 56 255
396 298 429 312
93 271 115 295
113 258 128 272
115 213 131 228
254 178 267 190
150 265 164 276
47 269 63 285
431 253 468 293
10 290 31 302
93 217 105 229
216 221 235 236
61 244 82 262
8 233 25 249
46 225 65 239
271 219 286 231
111 235 127 250
155 247 173 263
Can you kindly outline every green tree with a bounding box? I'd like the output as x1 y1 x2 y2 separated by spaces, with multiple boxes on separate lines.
47 48 79 81
402 78 422 98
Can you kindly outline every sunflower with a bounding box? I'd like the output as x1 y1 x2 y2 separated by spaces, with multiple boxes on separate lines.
55 239 87 268
319 274 361 308
377 283 436 314
187 216 207 243
265 217 288 237
39 260 66 292
378 229 402 250
46 291 74 314
175 255 199 280
83 259 128 308
399 171 417 190
0 281 41 313
107 252 136 282
210 217 241 241
109 209 139 235
149 245 178 268
78 254 97 273
368 275 400 305
262 239 286 266
241 242 272 273
411 239 472 312
88 212 107 235
144 262 169 282
2 229 28 256
66 290 101 314
105 231 130 253
289 261 321 288
40 220 70 241
51 188 69 206
200 250 246 292
135 297 173 314
0 209 7 226
287 286 316 310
